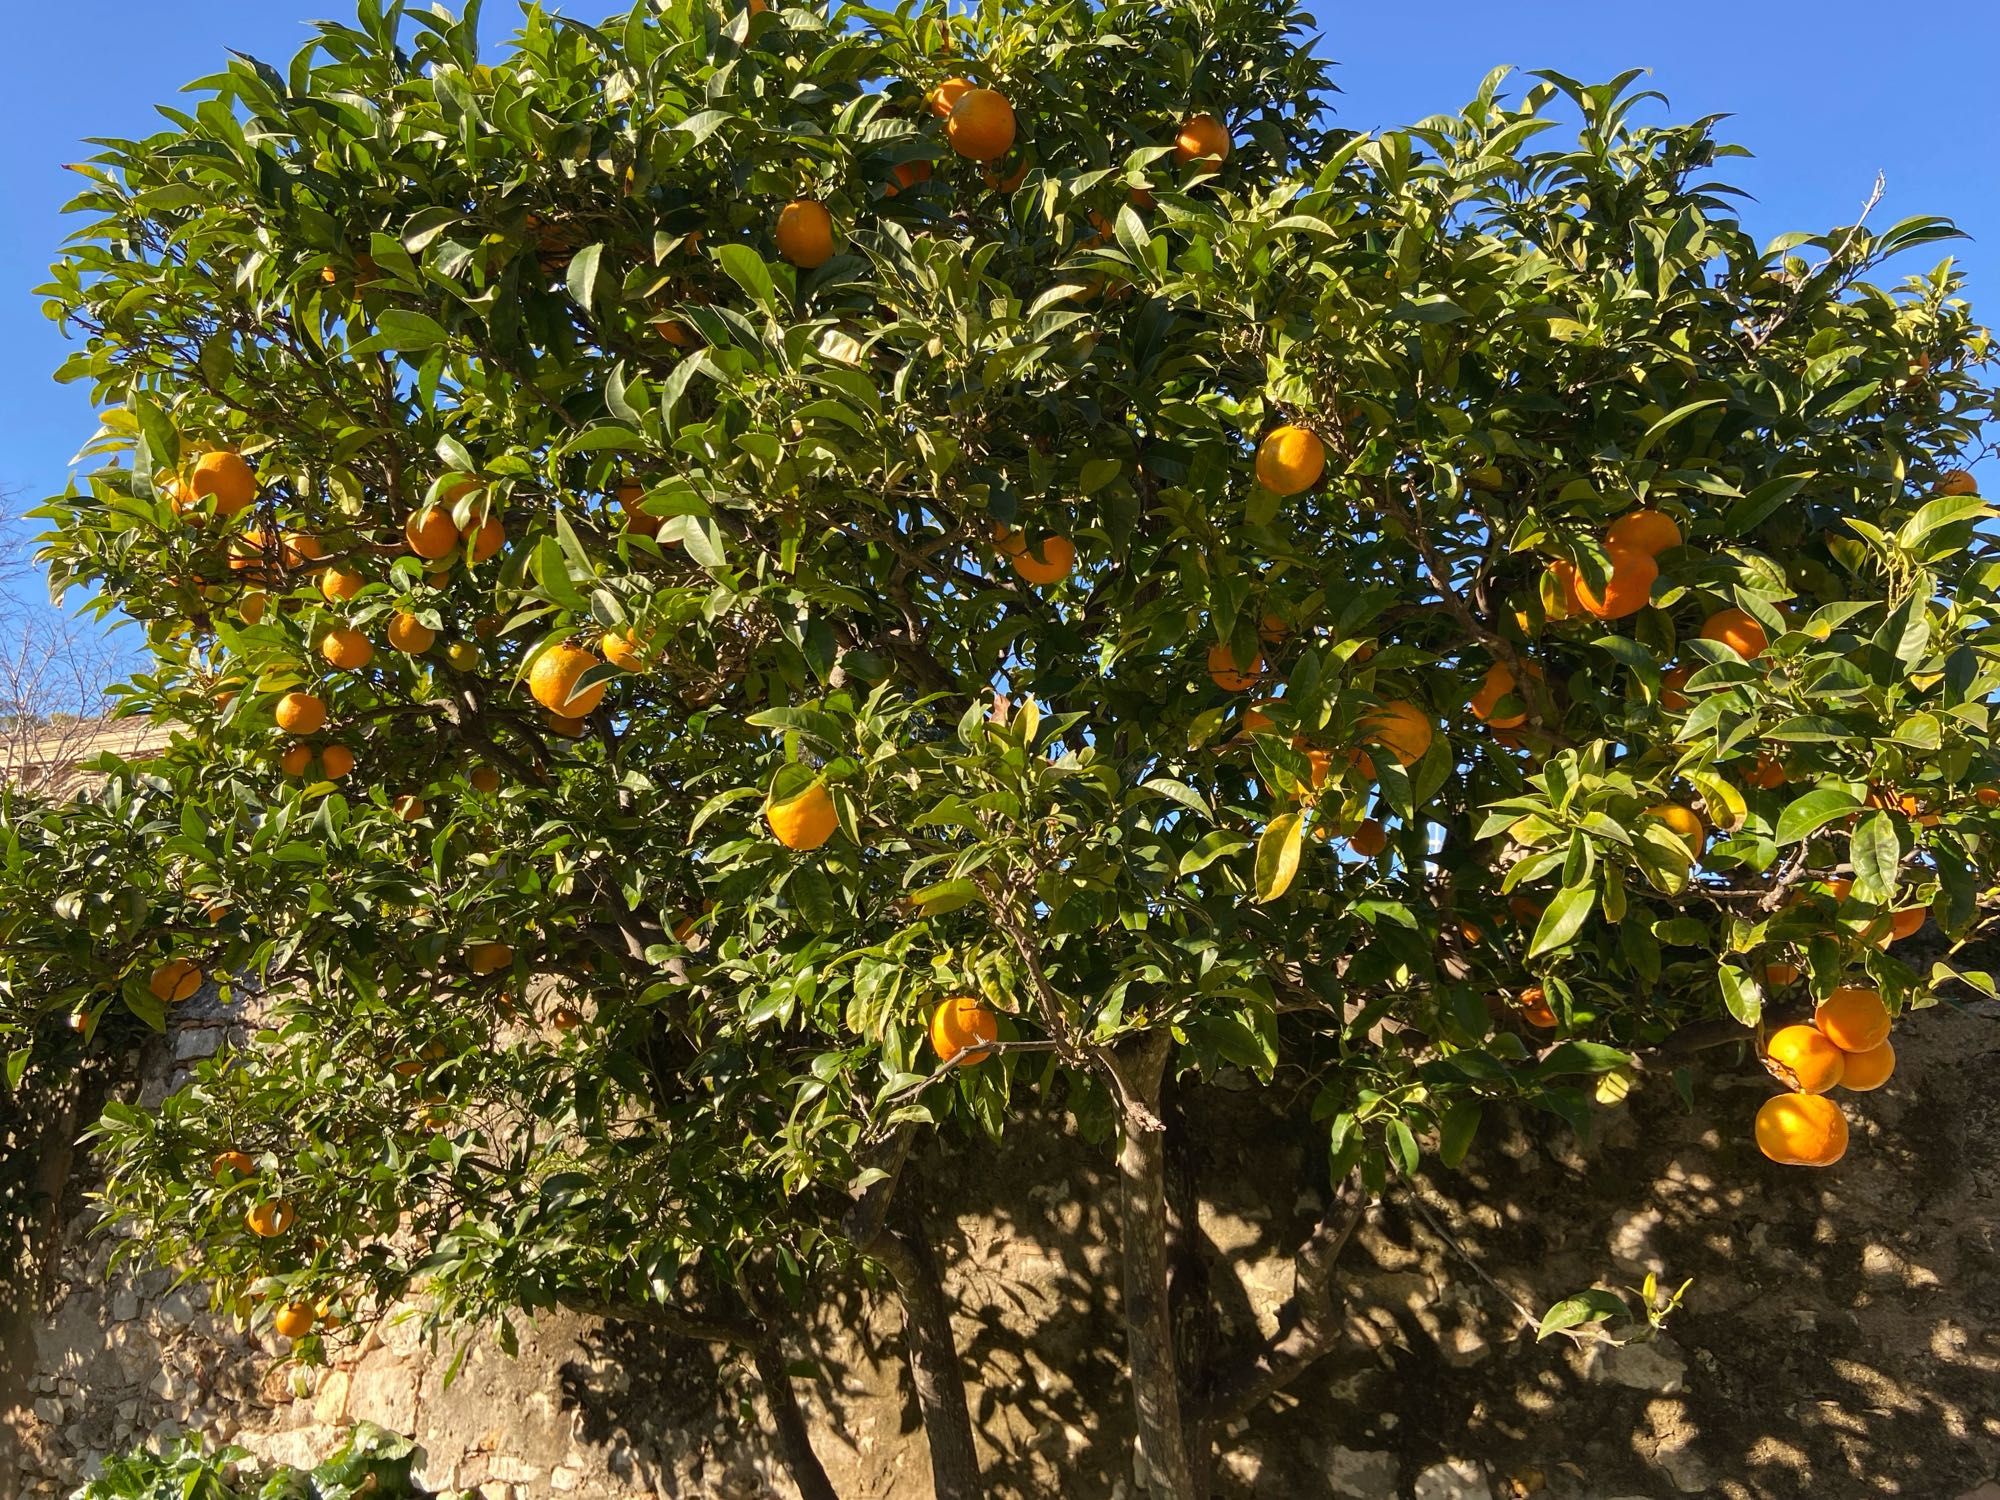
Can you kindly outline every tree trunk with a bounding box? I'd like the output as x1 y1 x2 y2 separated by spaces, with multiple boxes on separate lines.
750 1337 842 1500
1163 1070 1219 1497
1113 1029 1200 1500
870 1189 984 1499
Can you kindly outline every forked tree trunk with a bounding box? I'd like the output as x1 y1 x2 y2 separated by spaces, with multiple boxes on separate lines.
750 1338 841 1500
870 1188 985 1499
1112 1030 1200 1500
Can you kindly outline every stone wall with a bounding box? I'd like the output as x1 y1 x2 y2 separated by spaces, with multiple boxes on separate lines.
7 983 2000 1500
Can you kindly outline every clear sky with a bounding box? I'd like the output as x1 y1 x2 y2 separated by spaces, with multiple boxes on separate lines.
2 1 1994 613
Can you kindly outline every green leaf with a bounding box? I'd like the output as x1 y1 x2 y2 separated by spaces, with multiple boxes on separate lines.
714 244 781 316
911 878 979 915
1253 813 1304 904
5 1046 29 1090
1717 964 1762 1027
1439 1098 1480 1169
1775 786 1862 845
1537 1289 1630 1340
1848 810 1901 905
566 243 606 314
1179 831 1249 875
355 309 448 352
1138 778 1211 820
1529 884 1595 956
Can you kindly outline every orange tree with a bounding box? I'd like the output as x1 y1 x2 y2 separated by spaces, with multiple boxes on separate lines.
7 0 1999 1494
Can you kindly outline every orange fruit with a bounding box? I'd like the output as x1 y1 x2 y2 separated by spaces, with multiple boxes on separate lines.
887 159 933 195
1303 747 1335 790
1254 425 1324 496
1360 700 1433 768
616 482 662 537
279 743 313 778
404 506 459 559
1761 961 1801 988
982 156 1031 192
1544 560 1584 620
1883 905 1926 944
1010 534 1074 586
1764 1024 1846 1094
1606 509 1682 557
467 942 513 975
283 532 324 567
947 88 1016 162
445 641 479 671
1896 792 1939 828
926 77 974 118
240 592 268 626
1576 547 1658 620
929 994 999 1065
319 744 355 780
766 779 838 851
545 712 588 738
187 450 258 516
775 199 835 269
1837 1039 1895 1092
387 613 435 654
1937 469 1978 497
1207 642 1263 692
148 959 203 1004
462 514 505 564
1754 1093 1848 1167
1175 113 1231 166
529 643 608 717
245 1199 296 1237
1349 818 1387 858
550 1005 583 1031
1700 608 1768 660
602 629 648 671
392 795 426 822
1516 985 1559 1028
320 627 373 670
1508 896 1542 926
272 1302 315 1339
1747 752 1786 790
654 317 700 348
1470 661 1527 729
211 1151 256 1181
468 765 501 795
1646 802 1706 860
1815 986 1891 1053
318 566 365 603
1977 787 1999 808
1661 664 1692 711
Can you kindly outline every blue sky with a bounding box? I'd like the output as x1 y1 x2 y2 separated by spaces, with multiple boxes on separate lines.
2 1 1994 613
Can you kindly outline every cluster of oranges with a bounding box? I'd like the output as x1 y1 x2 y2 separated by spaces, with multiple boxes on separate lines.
1756 986 1898 1166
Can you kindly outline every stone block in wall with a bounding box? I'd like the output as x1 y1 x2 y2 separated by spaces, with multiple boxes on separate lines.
346 1355 418 1433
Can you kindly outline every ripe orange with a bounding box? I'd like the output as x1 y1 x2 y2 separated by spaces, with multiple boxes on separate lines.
1470 661 1527 729
1660 665 1691 711
320 744 355 780
1349 818 1388 858
1516 985 1559 1028
1207 642 1263 692
148 959 203 1003
1837 1039 1895 1092
320 627 373 670
1544 560 1584 620
947 88 1016 162
545 712 588 738
468 941 513 975
1761 961 1801 988
929 994 999 1064
1010 534 1075 586
602 629 648 671
240 592 267 626
1978 787 1999 808
462 514 505 564
529 643 609 717
1700 607 1768 660
387 613 435 654
1254 425 1324 496
272 1302 315 1339
1606 509 1682 557
1765 1024 1846 1094
1303 747 1335 790
766 779 838 850
279 743 313 777
392 795 426 822
615 481 662 537
405 506 459 559
187 450 258 516
926 77 973 118
211 1151 256 1181
319 566 365 603
551 1005 583 1031
887 159 933 195
1175 113 1231 166
1508 896 1543 926
1885 906 1926 944
1360 700 1433 768
1576 547 1658 620
1754 1093 1848 1166
775 199 835 269
468 765 501 795
983 156 1031 192
1646 802 1706 860
245 1199 296 1237
1747 752 1786 790
284 532 324 567
654 317 700 348
1937 469 1979 497
1815 986 1891 1053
